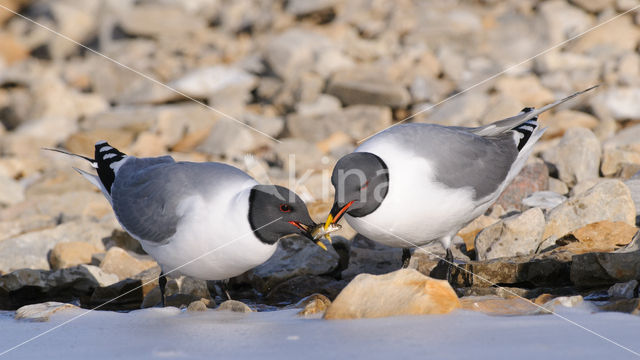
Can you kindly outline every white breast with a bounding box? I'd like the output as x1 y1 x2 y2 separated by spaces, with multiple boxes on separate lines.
345 142 481 248
140 181 277 280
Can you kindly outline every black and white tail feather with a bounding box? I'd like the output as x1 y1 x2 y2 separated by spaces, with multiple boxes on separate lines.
44 141 128 204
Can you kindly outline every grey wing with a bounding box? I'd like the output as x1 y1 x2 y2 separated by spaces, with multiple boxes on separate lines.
110 157 253 244
386 124 519 200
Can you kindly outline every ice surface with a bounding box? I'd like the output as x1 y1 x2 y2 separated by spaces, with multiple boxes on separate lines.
0 307 639 359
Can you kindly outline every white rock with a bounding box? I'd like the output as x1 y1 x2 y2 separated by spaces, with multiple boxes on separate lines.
15 302 79 322
170 66 258 106
522 191 567 210
599 87 640 120
542 127 601 186
475 208 546 260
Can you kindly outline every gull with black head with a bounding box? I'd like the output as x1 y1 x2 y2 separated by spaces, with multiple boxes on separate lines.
48 141 326 305
325 86 598 283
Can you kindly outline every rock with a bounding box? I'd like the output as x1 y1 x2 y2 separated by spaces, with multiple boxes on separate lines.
608 280 639 299
342 234 403 280
187 300 208 312
522 191 567 210
572 15 639 53
217 300 253 313
411 252 572 288
0 33 28 66
542 127 601 186
456 215 500 252
15 302 79 322
552 221 637 254
316 131 353 154
601 147 640 177
295 293 331 316
264 275 346 305
118 3 206 38
543 180 636 242
99 247 157 281
415 92 489 127
196 118 256 157
246 235 339 292
625 178 640 220
327 69 410 107
570 0 615 13
264 29 333 81
475 208 546 260
341 105 392 140
540 110 599 139
539 1 594 49
324 269 460 319
0 221 112 273
597 298 640 315
285 0 337 17
49 242 102 270
103 230 145 255
571 249 640 287
495 75 555 108
0 265 119 310
539 295 591 313
0 174 25 205
548 178 569 195
165 275 211 301
169 66 258 107
165 294 203 309
493 161 549 212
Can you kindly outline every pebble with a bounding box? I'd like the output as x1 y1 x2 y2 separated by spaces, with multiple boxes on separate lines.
542 127 602 186
99 247 157 281
475 208 546 260
543 180 636 242
217 300 253 313
608 280 639 299
324 269 460 319
295 293 332 316
49 241 103 270
15 302 79 322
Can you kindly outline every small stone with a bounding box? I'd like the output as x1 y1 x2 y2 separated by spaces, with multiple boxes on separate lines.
456 215 500 252
118 3 206 38
601 147 640 177
217 300 252 313
324 269 460 319
327 69 410 107
495 75 554 108
522 191 567 210
295 293 331 316
0 174 25 205
608 280 639 299
570 0 615 13
0 33 29 65
285 0 337 16
264 29 332 81
316 131 353 154
49 242 102 270
246 235 339 292
540 110 599 139
548 178 569 195
493 161 549 212
165 275 212 301
554 221 637 254
538 295 590 313
169 66 257 107
571 249 640 287
475 208 546 260
15 302 78 322
542 127 601 186
597 298 640 314
187 300 210 312
543 180 636 242
99 247 157 281
165 294 203 309
625 178 640 220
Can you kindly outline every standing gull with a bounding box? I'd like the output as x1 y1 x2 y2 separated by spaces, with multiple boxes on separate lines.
324 86 598 282
49 142 322 305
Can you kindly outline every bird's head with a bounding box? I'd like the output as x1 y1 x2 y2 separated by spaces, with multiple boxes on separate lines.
249 185 323 248
325 152 389 228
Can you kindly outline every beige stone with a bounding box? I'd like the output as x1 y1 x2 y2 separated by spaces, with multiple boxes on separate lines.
324 269 460 319
99 247 157 281
296 293 332 316
555 221 637 254
15 302 79 322
49 241 102 270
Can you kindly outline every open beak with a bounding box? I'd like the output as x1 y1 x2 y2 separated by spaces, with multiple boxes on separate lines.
324 200 354 230
288 221 328 251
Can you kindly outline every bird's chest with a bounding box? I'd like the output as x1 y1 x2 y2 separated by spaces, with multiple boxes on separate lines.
346 160 476 246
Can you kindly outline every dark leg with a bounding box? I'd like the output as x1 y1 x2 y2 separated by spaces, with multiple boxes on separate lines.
159 272 167 307
401 248 411 268
445 248 454 284
221 279 231 301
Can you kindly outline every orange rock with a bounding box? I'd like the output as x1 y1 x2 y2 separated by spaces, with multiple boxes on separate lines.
457 215 499 251
460 296 540 316
324 269 460 319
555 220 637 254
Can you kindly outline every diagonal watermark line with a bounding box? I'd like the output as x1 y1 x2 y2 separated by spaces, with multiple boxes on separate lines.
0 4 281 143
357 217 640 358
358 4 640 144
0 216 283 358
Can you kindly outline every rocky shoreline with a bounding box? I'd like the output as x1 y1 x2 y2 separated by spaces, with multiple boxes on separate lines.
0 0 639 321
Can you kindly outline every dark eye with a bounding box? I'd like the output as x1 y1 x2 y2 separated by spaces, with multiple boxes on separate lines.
279 204 292 212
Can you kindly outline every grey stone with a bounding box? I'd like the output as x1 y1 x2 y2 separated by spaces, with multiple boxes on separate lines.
608 280 639 299
217 300 253 313
169 66 258 108
544 180 636 242
475 208 546 260
571 250 640 287
416 91 489 127
118 3 206 38
0 174 25 205
570 0 616 13
264 275 346 305
522 191 567 210
0 265 119 309
15 301 79 322
327 70 410 107
599 87 640 120
264 29 333 81
196 118 256 157
247 235 339 292
285 0 337 16
542 127 601 186
0 221 113 273
624 178 640 219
